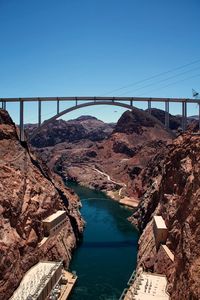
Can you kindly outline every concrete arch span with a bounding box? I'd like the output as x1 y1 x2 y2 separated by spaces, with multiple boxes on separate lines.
29 101 135 141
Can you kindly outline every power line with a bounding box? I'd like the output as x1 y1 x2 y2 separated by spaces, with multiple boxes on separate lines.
137 73 200 97
118 66 200 96
101 58 200 96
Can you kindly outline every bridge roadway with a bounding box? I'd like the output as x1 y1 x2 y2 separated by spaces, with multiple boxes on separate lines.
1 96 200 141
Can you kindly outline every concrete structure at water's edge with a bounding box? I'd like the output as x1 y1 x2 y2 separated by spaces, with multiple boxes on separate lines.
10 261 77 300
119 216 172 300
43 210 67 237
120 269 170 300
38 210 69 250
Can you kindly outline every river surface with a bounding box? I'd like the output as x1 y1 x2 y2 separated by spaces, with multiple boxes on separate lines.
67 182 139 300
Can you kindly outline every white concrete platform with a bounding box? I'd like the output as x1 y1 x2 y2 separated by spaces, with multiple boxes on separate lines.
124 271 169 300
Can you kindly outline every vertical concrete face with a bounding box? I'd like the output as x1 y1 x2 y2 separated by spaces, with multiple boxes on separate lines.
165 101 169 128
20 100 24 142
199 103 200 131
148 100 151 114
43 210 67 236
2 101 6 110
153 216 168 250
38 99 41 126
57 99 60 114
182 101 187 131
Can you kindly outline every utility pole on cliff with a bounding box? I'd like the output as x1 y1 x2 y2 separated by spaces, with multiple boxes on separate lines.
192 89 200 131
192 89 199 99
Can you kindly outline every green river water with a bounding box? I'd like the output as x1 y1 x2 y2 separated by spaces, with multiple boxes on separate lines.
67 182 139 300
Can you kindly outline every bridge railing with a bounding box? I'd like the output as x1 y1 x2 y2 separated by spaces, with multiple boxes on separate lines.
1 96 199 141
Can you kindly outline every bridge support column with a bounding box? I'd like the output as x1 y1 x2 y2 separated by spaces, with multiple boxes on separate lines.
199 104 200 131
148 100 151 114
2 101 6 110
182 101 187 132
57 99 60 114
130 99 133 106
165 101 169 128
20 99 24 141
38 99 41 126
75 98 78 106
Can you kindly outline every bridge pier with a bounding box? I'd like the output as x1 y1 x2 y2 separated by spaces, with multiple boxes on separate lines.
148 100 151 114
2 101 6 110
165 101 169 129
182 101 187 132
20 99 24 141
130 99 133 106
38 99 41 126
57 99 60 114
75 97 78 106
199 104 200 131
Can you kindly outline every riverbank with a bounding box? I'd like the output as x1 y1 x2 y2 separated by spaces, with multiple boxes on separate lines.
66 182 139 300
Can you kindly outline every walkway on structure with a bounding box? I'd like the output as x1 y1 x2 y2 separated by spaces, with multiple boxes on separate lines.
1 96 200 141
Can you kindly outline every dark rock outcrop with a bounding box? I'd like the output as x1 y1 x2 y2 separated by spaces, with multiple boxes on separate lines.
114 108 157 134
26 116 115 148
147 108 181 130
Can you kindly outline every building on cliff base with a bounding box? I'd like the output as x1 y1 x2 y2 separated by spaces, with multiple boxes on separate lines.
10 261 77 300
43 210 67 237
153 216 168 250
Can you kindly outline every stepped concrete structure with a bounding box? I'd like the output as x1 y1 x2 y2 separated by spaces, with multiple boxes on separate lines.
120 269 169 300
10 261 77 300
10 261 62 300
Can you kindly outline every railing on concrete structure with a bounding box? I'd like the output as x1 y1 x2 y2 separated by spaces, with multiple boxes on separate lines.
1 96 199 141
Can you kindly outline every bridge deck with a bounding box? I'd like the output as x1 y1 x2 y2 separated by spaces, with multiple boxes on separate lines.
1 96 199 103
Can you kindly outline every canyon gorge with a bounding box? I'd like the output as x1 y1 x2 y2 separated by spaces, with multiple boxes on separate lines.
0 106 199 299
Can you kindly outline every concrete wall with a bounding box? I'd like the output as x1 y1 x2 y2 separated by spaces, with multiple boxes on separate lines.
153 216 168 250
43 211 67 237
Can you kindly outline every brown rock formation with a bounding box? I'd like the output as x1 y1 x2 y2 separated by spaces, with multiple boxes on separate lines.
27 108 174 200
147 108 199 131
0 109 84 300
26 116 114 148
130 133 200 299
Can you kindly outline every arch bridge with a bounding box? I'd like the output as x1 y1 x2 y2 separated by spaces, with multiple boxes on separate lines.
1 96 199 141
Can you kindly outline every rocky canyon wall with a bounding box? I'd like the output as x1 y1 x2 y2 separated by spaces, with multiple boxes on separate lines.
130 132 200 299
0 110 84 300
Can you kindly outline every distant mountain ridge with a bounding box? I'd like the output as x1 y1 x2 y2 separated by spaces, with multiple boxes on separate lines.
26 116 115 147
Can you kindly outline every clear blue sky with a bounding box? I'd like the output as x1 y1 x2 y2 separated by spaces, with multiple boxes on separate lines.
0 0 200 123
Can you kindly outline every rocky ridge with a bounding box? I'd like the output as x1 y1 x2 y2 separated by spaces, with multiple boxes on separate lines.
0 110 84 300
130 132 200 299
27 115 115 148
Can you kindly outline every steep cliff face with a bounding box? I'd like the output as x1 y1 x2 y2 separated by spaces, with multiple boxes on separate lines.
0 110 84 300
130 133 200 299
